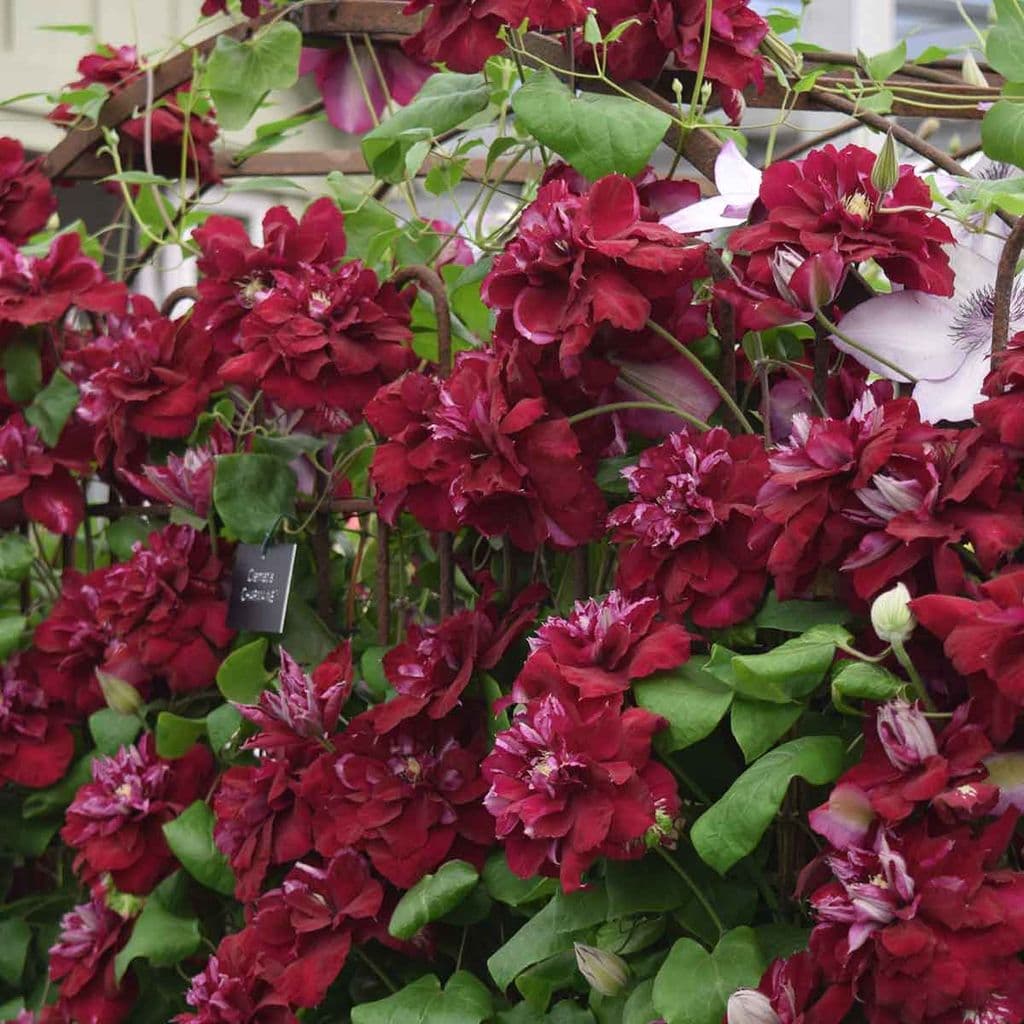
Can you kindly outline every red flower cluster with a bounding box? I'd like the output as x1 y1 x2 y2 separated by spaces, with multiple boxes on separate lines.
51 44 219 183
33 524 234 716
62 734 215 894
0 137 55 245
482 173 707 375
976 331 1024 448
367 346 606 550
193 198 414 433
609 426 771 628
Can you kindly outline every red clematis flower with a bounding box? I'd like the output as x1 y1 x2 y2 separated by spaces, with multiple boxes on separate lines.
0 652 74 789
367 347 606 550
0 137 56 245
49 898 137 1024
301 704 494 888
511 590 691 703
51 44 219 183
976 330 1024 448
0 233 125 326
726 951 853 1024
62 734 215 894
609 426 771 628
0 414 84 535
403 0 588 72
246 851 384 1008
176 932 297 1024
483 692 679 890
912 569 1024 707
729 145 954 298
482 174 707 375
73 296 220 469
213 754 313 902
808 816 1024 1024
373 585 542 732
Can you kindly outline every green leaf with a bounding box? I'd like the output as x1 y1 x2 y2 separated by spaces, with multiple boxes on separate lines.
726 625 849 703
511 69 670 180
24 371 79 447
206 702 243 755
914 45 955 65
988 0 1024 81
652 928 764 1024
213 454 297 543
0 534 33 582
113 877 200 982
730 699 803 763
482 852 557 907
0 616 27 660
352 972 493 1024
861 40 906 82
280 598 336 664
831 661 904 713
858 89 894 114
690 737 845 874
755 924 811 962
203 21 302 130
251 432 325 462
488 887 608 990
155 713 207 759
754 593 853 633
215 638 270 704
983 100 1024 169
101 170 175 186
106 518 154 562
162 800 235 896
0 918 31 985
623 979 656 1024
389 860 480 940
362 73 490 183
89 708 142 755
605 857 690 918
633 664 733 752
3 338 42 403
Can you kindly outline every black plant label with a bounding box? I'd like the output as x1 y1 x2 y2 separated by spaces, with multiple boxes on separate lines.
227 543 296 634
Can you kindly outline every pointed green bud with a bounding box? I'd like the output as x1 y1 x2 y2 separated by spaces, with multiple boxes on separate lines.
760 29 802 77
871 132 900 197
961 51 988 89
870 583 916 645
96 670 143 717
574 944 629 997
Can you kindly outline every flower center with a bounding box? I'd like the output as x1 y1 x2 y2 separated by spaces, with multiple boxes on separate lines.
841 191 873 221
308 289 331 318
950 279 1024 353
114 783 133 800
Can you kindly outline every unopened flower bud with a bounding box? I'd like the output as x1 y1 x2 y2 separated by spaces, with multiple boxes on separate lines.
877 699 937 772
574 944 628 997
96 670 143 717
870 582 916 644
871 132 900 197
961 51 988 89
727 990 780 1024
760 29 802 77
770 247 844 312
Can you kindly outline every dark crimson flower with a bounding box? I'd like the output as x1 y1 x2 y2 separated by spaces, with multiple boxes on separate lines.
373 585 542 732
0 137 56 244
176 932 297 1024
301 704 493 888
481 173 707 375
512 590 691 703
403 0 587 73
0 652 74 789
726 951 853 1024
120 423 234 519
0 233 125 326
62 734 214 894
0 413 84 535
213 755 313 902
367 347 606 550
576 0 668 82
809 701 996 848
300 44 431 135
201 0 273 15
247 851 384 1007
608 427 771 628
913 570 1024 706
73 296 220 469
729 145 954 298
808 817 1024 1024
757 395 921 599
238 645 352 751
192 198 349 355
51 44 219 183
220 253 414 433
49 898 136 1024
483 693 679 890
976 330 1024 448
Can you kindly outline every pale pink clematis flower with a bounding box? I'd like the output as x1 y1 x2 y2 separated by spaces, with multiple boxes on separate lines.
660 140 761 235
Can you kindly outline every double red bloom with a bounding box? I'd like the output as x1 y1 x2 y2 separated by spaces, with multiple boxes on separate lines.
976 331 1024 448
0 137 55 245
609 426 771 628
367 347 606 550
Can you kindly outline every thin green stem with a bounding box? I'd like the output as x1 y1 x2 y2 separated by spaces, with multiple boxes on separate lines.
568 400 711 431
654 846 724 939
814 310 918 384
689 0 716 112
645 319 755 433
892 639 936 712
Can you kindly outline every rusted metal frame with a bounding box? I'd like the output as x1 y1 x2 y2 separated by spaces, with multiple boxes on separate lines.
85 498 377 520
160 286 200 317
390 265 455 623
992 216 1024 355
